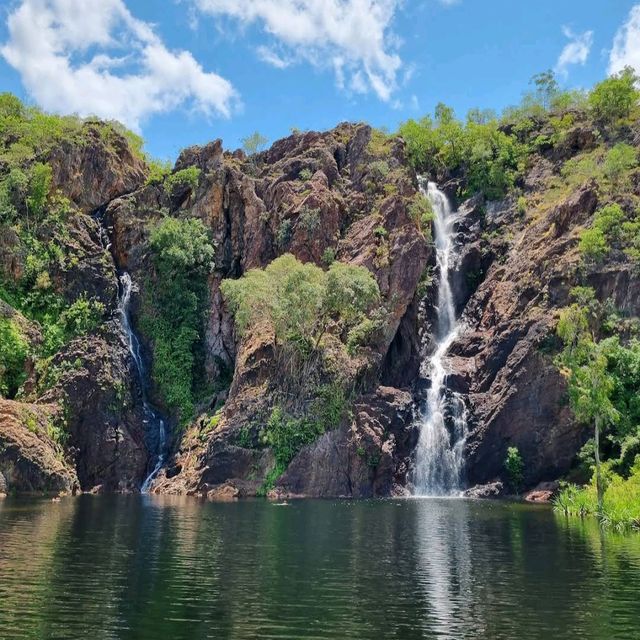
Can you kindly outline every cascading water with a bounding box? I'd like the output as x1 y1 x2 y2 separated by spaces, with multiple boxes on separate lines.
413 178 468 496
117 272 167 493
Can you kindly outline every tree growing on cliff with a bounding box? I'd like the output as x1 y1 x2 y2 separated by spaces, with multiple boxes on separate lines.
589 67 639 128
221 254 380 358
241 131 268 156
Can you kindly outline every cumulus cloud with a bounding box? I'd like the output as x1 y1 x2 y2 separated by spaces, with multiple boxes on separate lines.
555 27 593 77
609 5 640 76
192 0 403 101
1 0 238 130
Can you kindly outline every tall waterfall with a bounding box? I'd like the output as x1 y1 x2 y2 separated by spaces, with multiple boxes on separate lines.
117 273 167 493
413 179 468 496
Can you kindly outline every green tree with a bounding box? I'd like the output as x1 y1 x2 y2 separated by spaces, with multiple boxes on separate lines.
504 446 524 493
589 67 639 127
221 254 380 357
241 131 268 156
0 317 28 398
556 296 620 514
531 70 559 109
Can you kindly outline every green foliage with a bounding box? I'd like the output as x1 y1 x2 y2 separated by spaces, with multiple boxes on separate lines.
276 218 293 249
579 204 636 264
589 67 640 127
0 317 28 397
366 129 393 157
146 159 172 186
297 206 320 235
321 247 336 266
298 168 313 181
140 217 215 421
241 131 268 156
261 383 350 470
579 227 608 262
164 167 201 197
408 193 434 234
555 458 640 531
603 144 637 190
221 254 380 357
369 160 390 181
504 446 524 492
399 107 525 199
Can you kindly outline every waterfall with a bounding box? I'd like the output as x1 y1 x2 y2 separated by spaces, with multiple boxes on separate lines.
413 179 468 496
117 272 167 493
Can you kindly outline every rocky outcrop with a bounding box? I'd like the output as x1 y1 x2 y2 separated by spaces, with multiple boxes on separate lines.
275 386 416 498
0 400 78 494
49 123 148 214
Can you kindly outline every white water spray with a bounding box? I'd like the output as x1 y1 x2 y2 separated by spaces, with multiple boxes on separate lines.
413 179 468 496
117 273 167 493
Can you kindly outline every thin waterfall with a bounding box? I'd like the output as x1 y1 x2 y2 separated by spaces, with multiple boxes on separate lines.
413 178 468 496
117 272 167 493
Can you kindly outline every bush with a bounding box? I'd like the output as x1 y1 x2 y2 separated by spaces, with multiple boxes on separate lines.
276 219 293 249
579 228 608 262
408 193 434 234
0 317 28 397
164 167 201 197
146 159 172 186
298 168 313 181
297 207 320 235
505 446 524 492
604 144 637 190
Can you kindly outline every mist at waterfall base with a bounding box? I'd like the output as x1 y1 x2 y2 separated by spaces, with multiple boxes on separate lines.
117 273 167 492
412 179 468 497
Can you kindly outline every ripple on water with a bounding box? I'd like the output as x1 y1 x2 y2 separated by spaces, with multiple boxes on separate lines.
1 496 640 640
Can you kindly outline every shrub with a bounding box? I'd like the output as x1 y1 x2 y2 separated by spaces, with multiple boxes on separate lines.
369 160 390 181
164 166 201 197
298 168 313 181
321 247 336 266
0 317 28 397
146 159 172 186
505 446 524 492
408 193 434 234
399 108 524 199
604 144 637 190
241 131 268 156
276 219 293 249
579 228 608 262
297 206 321 235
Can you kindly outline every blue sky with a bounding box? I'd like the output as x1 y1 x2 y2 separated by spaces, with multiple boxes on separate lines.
1 1 639 161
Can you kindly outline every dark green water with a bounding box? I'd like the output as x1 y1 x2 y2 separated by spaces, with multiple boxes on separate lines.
1 496 640 640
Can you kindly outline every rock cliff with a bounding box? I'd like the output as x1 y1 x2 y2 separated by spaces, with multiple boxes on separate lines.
1 104 638 498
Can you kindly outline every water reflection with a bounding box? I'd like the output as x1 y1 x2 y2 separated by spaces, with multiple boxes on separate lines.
1 497 640 639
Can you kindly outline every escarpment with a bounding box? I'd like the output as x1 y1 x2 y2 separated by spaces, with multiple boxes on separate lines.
1 97 639 498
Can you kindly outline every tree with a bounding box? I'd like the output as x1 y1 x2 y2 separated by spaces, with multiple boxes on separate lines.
589 67 639 126
556 294 620 514
531 70 559 109
241 131 268 156
221 254 380 357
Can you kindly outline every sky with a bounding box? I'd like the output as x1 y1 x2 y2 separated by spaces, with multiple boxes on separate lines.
0 0 639 161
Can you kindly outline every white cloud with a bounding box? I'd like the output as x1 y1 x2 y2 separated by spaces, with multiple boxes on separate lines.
256 45 292 69
1 0 238 130
555 27 593 77
609 5 640 76
192 0 403 101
